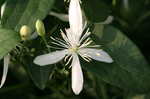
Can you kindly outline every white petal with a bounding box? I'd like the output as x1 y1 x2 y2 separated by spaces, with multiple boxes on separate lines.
0 54 10 88
1 2 7 19
79 48 113 63
34 50 68 66
69 0 83 37
71 54 83 95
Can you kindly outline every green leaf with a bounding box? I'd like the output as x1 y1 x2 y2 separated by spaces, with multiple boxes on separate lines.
22 39 54 89
82 0 111 22
83 24 150 93
0 28 20 59
24 56 53 90
2 0 55 31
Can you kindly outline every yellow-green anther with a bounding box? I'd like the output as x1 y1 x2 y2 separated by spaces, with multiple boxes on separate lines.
20 25 31 41
36 19 45 37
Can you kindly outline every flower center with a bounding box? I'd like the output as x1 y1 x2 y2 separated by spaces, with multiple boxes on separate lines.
69 46 78 53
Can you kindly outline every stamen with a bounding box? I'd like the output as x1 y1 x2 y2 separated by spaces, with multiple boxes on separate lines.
65 28 71 39
50 37 68 48
83 54 92 62
55 37 69 46
60 30 69 42
86 45 101 48
79 53 91 62
84 57 92 62
51 42 67 48
60 30 73 47
79 30 91 44
64 54 71 62
82 37 91 44
79 40 93 48
82 21 88 31
65 55 73 66
47 45 65 50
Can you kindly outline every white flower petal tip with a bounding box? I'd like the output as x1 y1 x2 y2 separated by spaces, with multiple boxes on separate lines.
79 48 113 63
72 76 83 95
33 50 68 66
71 54 83 95
72 86 83 95
0 54 10 88
1 2 7 19
94 49 114 63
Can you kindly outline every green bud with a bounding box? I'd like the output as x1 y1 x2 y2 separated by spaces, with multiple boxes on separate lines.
35 19 45 37
20 25 31 41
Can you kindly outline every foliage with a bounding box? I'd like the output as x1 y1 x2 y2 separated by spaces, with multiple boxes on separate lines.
0 0 150 99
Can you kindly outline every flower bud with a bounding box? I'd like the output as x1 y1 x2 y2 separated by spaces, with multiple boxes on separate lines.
35 19 45 37
20 25 32 41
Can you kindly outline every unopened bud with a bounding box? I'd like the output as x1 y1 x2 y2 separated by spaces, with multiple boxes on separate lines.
20 25 31 41
35 19 45 37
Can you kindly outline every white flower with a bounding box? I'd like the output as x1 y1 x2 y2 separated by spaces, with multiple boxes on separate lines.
34 0 113 95
0 54 10 88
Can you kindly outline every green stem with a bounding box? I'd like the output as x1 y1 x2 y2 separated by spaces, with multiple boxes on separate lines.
42 36 51 52
100 84 108 99
41 25 58 52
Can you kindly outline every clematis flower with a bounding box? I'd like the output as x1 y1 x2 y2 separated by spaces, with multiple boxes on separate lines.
34 0 113 95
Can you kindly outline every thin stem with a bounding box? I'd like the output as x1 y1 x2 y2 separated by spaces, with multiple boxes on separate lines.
100 83 108 99
42 36 51 52
41 25 59 52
